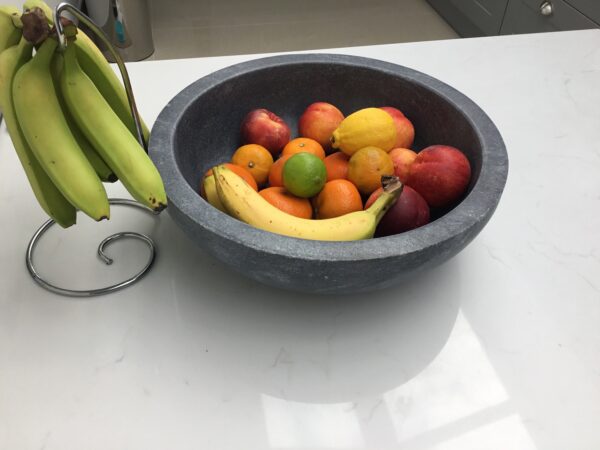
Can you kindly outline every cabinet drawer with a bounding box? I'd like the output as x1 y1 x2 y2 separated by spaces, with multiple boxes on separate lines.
500 0 598 34
427 0 509 36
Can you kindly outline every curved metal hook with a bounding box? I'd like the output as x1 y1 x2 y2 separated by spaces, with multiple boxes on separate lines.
26 199 157 298
54 2 146 150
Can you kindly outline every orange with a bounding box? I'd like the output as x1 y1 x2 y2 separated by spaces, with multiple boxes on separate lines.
268 154 292 187
313 179 363 219
347 146 394 195
231 144 274 185
281 137 326 160
259 187 313 219
201 163 257 197
324 152 350 181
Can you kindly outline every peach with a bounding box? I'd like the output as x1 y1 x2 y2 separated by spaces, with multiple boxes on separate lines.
388 147 417 182
406 145 471 208
380 106 415 149
365 185 430 236
298 102 344 152
241 109 290 156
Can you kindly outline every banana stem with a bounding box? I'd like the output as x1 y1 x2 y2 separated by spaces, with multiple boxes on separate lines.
367 178 404 223
21 7 50 45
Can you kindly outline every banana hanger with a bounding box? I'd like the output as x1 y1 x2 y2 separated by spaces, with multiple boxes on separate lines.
25 2 160 297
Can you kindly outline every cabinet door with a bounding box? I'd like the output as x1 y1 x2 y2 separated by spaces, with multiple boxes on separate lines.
500 0 598 34
427 0 509 37
564 0 600 24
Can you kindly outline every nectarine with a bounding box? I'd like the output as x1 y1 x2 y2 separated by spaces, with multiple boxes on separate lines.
298 102 344 152
365 185 430 236
406 145 471 208
380 106 415 149
241 109 290 156
388 147 417 183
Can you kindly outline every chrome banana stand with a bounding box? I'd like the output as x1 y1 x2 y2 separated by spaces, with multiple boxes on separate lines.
25 3 159 297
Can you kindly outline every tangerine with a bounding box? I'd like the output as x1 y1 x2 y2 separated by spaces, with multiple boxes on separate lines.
281 137 326 160
347 146 394 195
268 154 292 187
259 187 313 219
231 144 273 185
313 179 363 219
324 151 350 181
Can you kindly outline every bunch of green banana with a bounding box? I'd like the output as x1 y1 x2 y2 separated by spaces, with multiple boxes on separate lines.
24 0 150 141
212 165 403 241
1 5 166 228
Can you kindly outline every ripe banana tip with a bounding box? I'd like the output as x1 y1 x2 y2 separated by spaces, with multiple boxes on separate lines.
152 202 167 214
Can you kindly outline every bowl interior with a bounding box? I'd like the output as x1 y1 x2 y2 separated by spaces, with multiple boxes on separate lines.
173 61 483 210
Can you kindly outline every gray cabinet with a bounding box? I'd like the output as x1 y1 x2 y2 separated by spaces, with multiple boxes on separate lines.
564 0 600 23
427 0 509 37
427 0 599 37
501 0 598 34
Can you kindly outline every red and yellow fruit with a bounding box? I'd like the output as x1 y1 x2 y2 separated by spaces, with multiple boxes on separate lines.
406 145 471 208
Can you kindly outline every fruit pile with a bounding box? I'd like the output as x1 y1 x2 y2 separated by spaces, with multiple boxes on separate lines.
0 2 166 228
203 101 472 242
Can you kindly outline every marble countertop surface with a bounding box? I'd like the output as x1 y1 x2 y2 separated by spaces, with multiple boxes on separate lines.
1 29 599 450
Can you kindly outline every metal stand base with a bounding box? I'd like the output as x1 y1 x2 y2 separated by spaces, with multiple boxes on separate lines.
26 199 157 297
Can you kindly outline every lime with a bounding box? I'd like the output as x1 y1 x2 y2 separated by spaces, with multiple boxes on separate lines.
282 153 327 198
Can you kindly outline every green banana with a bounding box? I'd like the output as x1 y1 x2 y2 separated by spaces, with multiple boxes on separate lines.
51 51 117 183
24 0 150 142
75 31 151 142
22 0 52 18
213 165 403 241
13 37 110 221
59 42 166 211
0 37 76 228
0 6 21 54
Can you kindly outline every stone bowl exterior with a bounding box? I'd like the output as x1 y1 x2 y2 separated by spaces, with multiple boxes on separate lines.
149 54 508 294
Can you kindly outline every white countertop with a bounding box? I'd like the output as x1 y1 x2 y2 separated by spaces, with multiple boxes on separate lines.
1 29 600 450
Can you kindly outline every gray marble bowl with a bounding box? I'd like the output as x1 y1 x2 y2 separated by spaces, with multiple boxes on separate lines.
149 54 508 294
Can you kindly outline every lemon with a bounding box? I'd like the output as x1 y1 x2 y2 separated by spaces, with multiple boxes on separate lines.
331 108 397 156
282 153 327 198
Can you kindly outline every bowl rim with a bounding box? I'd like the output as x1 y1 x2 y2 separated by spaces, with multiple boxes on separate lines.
149 53 508 262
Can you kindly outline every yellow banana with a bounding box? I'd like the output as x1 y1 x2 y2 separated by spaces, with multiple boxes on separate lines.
0 6 21 53
13 37 110 221
24 0 150 142
213 165 403 241
59 42 167 211
202 175 227 213
0 37 76 227
51 51 117 183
